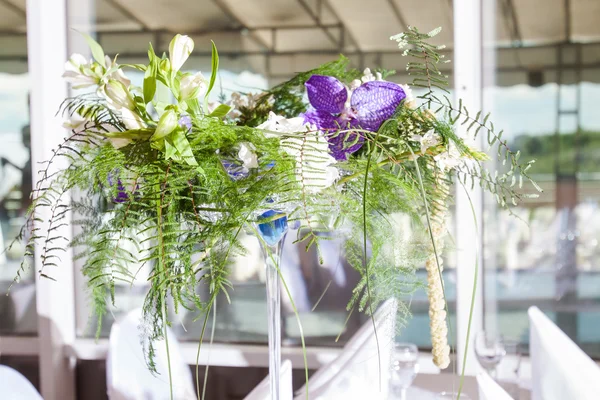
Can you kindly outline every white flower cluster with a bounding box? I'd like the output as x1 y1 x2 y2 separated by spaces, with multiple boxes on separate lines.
411 130 440 154
228 92 273 119
409 130 463 171
257 112 339 193
350 67 382 90
434 142 462 171
62 35 209 151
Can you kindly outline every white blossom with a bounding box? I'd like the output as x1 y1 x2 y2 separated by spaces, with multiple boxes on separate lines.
63 110 132 148
104 55 131 87
63 113 88 132
179 72 207 100
230 92 271 115
121 108 146 130
62 53 99 88
434 142 462 171
103 80 136 110
169 34 194 72
411 130 440 154
360 68 383 83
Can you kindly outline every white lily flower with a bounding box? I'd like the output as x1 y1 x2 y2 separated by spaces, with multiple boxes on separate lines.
105 55 131 87
169 34 194 72
63 113 88 132
179 72 207 100
62 53 99 88
104 80 136 110
238 142 259 170
121 108 147 130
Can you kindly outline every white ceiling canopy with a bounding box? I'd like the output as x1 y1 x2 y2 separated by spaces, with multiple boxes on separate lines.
1 0 600 83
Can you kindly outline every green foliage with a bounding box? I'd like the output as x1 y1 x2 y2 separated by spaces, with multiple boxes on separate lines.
6 28 542 379
398 26 542 208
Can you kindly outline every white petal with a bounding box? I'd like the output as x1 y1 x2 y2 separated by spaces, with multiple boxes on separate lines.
121 108 146 130
108 137 132 149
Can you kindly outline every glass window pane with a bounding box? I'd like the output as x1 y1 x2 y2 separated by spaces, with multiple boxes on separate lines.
483 3 600 359
0 65 37 335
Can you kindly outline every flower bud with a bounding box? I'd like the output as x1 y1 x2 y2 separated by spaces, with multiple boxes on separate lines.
152 109 178 141
104 80 136 110
121 108 146 130
179 72 206 101
169 34 194 72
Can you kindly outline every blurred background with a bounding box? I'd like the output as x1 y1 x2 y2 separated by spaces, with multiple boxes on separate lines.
0 0 599 399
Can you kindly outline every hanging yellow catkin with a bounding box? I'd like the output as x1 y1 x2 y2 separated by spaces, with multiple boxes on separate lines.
425 172 451 369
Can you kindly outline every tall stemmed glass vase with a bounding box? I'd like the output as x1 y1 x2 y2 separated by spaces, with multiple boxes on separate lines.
256 210 289 400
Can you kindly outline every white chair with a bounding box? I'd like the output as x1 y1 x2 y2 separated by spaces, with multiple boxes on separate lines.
294 298 398 400
0 365 43 400
107 308 196 400
529 306 600 400
477 371 513 400
244 359 293 400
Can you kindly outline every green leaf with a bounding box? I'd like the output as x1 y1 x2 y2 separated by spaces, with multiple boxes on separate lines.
208 104 231 118
148 42 157 63
204 41 219 110
143 61 157 104
80 32 106 67
164 137 180 161
171 130 198 166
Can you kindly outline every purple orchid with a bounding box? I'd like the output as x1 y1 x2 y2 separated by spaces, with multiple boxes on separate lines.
302 75 406 160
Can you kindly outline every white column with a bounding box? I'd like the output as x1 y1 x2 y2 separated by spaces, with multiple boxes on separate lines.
453 0 485 375
26 0 76 399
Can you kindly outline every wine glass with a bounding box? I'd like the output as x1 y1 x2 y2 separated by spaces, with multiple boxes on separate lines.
436 392 472 399
474 331 506 377
389 343 419 400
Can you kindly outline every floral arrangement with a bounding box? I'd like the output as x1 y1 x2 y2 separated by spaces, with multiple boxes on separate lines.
10 27 539 383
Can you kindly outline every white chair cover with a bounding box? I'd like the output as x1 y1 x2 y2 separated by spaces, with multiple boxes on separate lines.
244 359 293 400
106 308 195 400
529 306 600 400
294 298 398 400
0 365 43 400
477 371 513 400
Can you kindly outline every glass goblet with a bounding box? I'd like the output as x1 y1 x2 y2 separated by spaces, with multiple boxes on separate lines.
389 343 419 400
474 331 506 377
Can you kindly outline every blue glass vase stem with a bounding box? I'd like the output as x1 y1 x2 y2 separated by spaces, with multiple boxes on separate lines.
260 235 287 400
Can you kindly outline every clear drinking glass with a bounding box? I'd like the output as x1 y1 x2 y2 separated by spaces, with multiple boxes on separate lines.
389 343 419 400
474 331 506 377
